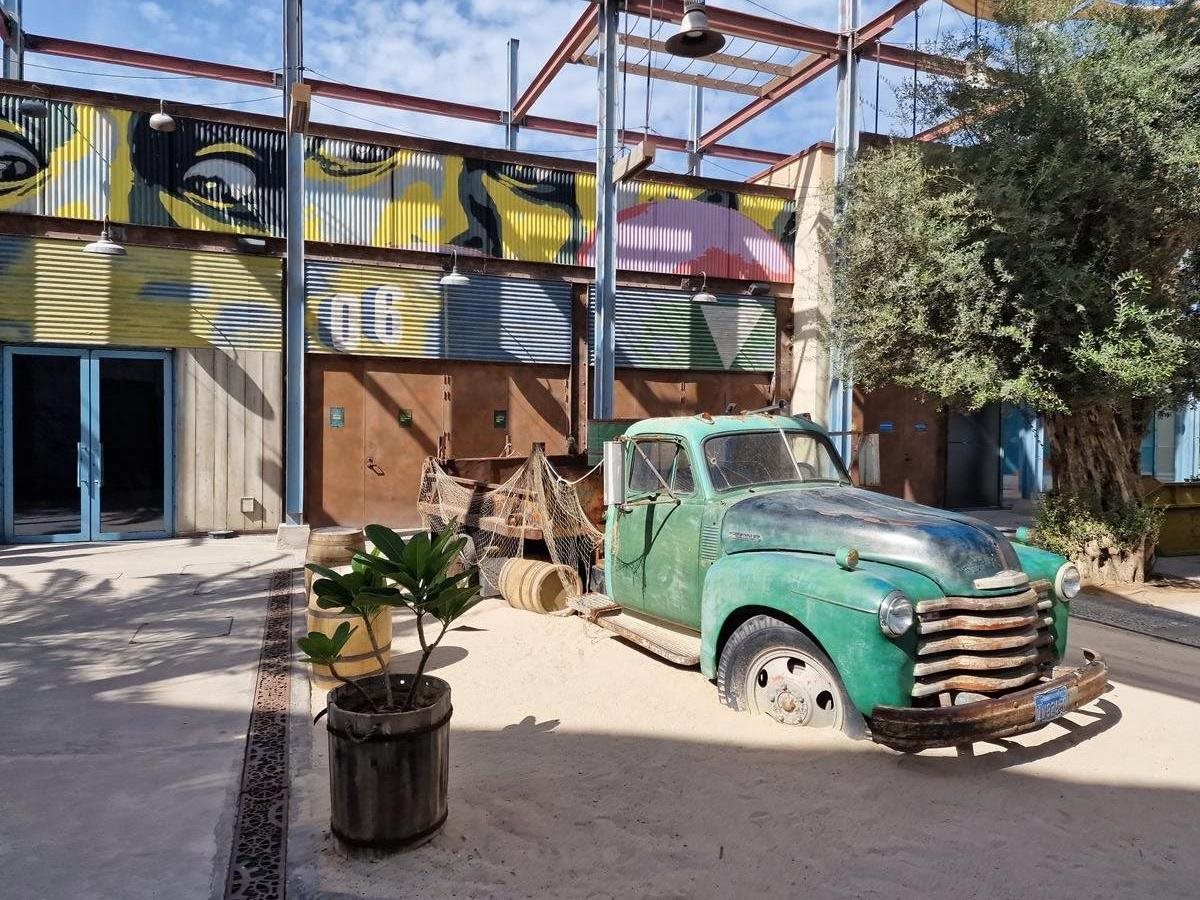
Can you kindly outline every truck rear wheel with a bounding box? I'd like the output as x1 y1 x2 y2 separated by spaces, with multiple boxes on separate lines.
717 615 860 735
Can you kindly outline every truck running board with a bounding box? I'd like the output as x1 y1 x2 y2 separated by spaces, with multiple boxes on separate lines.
567 594 701 667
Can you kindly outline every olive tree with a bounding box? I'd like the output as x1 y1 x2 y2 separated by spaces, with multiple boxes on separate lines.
832 0 1200 580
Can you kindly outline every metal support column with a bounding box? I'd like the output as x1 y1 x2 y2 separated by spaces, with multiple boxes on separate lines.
688 84 703 176
505 38 520 150
592 0 619 421
283 0 306 526
2 0 24 80
829 0 860 462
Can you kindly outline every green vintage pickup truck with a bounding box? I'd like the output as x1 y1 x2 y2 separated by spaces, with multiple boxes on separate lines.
569 412 1108 751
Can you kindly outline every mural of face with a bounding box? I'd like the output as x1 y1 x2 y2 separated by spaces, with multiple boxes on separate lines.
0 116 47 211
0 93 797 283
130 115 286 234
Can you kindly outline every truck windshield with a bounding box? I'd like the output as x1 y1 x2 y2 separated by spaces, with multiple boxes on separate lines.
703 430 850 491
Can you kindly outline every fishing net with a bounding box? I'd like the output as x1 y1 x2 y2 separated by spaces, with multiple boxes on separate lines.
417 447 603 599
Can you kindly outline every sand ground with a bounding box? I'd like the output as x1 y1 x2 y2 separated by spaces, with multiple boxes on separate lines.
288 599 1200 900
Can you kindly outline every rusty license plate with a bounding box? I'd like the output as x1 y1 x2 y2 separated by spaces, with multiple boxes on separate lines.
1033 684 1069 723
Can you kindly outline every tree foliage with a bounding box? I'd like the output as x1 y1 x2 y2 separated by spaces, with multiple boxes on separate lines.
832 0 1200 417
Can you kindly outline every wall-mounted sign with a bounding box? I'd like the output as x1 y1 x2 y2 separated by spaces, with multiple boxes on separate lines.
493 409 508 429
398 408 413 427
328 406 345 429
879 421 895 433
914 421 928 433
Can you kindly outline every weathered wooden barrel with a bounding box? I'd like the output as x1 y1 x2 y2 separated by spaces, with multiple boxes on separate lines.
306 591 392 689
305 527 366 592
327 674 452 857
498 558 582 614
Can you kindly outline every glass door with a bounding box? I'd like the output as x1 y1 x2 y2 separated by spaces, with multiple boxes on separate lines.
3 347 172 543
90 351 172 540
2 348 90 541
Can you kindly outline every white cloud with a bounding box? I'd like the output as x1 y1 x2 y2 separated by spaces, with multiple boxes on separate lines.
138 1 168 24
20 0 978 172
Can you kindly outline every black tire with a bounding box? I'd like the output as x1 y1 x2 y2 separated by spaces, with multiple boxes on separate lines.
716 614 864 738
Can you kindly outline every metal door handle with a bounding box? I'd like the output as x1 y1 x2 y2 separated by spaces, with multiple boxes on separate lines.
94 443 103 486
77 442 84 488
366 457 385 476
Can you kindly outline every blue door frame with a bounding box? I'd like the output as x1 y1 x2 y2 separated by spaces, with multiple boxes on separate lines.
2 346 174 543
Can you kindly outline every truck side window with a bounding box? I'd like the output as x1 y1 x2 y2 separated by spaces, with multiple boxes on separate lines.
628 440 694 496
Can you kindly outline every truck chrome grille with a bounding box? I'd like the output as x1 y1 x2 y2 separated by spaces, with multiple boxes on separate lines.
912 583 1056 699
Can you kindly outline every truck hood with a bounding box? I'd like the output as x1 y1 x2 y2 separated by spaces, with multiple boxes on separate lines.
720 487 1022 597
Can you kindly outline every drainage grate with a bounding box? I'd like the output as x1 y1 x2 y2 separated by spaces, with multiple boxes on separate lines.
224 569 295 900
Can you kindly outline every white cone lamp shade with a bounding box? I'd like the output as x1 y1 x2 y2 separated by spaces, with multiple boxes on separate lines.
83 218 127 256
439 251 469 287
665 1 726 59
149 100 177 133
692 272 717 304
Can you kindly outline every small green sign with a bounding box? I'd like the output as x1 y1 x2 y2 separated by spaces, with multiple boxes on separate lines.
398 408 413 427
493 409 508 429
328 406 345 428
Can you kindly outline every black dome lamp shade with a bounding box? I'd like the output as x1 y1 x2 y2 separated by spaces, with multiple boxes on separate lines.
664 1 726 59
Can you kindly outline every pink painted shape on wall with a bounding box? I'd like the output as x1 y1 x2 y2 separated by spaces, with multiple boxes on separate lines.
579 198 794 283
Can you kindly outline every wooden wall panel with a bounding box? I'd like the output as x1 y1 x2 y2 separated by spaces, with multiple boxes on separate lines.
174 348 284 534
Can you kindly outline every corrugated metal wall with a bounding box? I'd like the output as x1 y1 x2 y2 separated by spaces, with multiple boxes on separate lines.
589 286 776 372
0 94 796 282
0 236 282 349
306 259 571 364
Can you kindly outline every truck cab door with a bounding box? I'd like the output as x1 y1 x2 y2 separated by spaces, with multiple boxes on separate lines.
608 438 704 628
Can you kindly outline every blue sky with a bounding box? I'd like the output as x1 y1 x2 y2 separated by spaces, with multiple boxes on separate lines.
16 1 981 178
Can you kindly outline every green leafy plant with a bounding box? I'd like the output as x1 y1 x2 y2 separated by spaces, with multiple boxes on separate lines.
829 0 1200 580
1032 490 1164 582
301 520 482 713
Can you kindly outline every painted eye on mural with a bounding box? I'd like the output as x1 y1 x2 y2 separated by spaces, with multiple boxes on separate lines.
181 158 258 205
0 135 44 184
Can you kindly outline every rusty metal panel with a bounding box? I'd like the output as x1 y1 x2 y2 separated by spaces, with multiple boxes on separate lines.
0 235 282 349
589 285 775 372
306 259 571 364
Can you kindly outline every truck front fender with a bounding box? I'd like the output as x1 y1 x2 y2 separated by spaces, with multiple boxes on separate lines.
701 551 938 715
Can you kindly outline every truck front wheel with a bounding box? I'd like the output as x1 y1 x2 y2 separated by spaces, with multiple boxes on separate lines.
717 615 859 735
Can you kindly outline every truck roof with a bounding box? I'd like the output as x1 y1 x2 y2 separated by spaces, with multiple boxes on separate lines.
624 413 828 442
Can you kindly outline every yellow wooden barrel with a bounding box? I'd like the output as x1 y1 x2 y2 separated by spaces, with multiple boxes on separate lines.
498 558 582 614
306 596 393 689
305 527 365 592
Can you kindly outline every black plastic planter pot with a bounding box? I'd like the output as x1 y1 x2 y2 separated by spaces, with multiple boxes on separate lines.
326 674 452 858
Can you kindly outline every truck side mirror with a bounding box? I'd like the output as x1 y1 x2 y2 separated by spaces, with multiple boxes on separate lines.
603 440 627 507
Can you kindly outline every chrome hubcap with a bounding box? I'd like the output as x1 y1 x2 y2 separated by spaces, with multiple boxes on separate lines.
746 649 842 728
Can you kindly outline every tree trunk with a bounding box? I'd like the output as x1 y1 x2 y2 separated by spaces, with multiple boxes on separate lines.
1043 404 1154 584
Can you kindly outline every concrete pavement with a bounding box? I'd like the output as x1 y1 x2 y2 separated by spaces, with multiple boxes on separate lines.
0 536 301 900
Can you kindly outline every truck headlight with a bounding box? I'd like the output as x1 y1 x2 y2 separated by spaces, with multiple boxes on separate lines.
1055 563 1081 601
879 591 914 638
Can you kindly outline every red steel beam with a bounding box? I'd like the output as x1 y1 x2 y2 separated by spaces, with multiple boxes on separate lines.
307 79 503 127
0 12 14 51
19 31 786 166
698 0 936 151
22 33 277 87
865 43 966 79
621 0 839 54
512 5 597 122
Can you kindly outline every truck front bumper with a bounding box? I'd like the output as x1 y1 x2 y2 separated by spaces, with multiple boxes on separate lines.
868 650 1109 752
